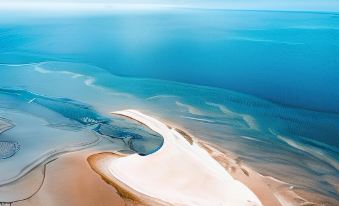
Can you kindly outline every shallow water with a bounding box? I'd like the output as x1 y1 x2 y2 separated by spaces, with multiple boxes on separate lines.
0 8 338 204
0 84 164 184
0 61 338 203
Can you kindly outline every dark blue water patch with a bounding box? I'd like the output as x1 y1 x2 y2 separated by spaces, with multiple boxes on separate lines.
0 88 110 126
34 97 109 125
0 88 164 156
94 116 164 156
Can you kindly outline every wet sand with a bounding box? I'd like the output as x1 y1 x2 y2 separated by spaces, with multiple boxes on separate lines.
4 110 334 206
12 150 126 206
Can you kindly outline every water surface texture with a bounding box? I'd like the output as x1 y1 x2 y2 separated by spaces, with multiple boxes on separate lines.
0 10 338 112
0 8 338 205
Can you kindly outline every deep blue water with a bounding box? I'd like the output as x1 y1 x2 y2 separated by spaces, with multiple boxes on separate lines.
0 10 338 113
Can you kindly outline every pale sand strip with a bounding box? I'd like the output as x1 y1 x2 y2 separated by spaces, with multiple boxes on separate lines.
98 109 264 206
88 152 172 206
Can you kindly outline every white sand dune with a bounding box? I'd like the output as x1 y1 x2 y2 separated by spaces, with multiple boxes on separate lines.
106 110 263 206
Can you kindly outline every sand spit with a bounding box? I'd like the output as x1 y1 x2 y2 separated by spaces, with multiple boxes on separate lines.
89 110 332 206
89 110 264 206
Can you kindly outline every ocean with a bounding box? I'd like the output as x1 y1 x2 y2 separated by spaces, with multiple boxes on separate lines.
0 8 338 204
1 9 339 113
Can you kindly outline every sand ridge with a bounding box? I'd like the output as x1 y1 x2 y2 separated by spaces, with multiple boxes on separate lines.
90 109 264 206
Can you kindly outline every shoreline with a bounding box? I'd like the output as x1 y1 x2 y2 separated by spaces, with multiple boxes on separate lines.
2 109 332 205
10 150 127 206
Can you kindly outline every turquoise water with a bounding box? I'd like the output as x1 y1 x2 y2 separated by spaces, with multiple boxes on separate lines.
0 9 338 204
1 10 339 113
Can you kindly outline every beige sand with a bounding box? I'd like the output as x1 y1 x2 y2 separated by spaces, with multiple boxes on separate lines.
88 152 171 206
197 141 327 206
0 163 45 203
12 150 126 206
5 109 333 206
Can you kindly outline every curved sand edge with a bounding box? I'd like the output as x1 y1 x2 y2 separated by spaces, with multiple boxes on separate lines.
89 110 270 206
10 150 127 206
87 152 172 206
5 110 326 206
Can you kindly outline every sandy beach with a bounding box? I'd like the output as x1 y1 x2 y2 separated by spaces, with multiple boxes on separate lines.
3 110 330 206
